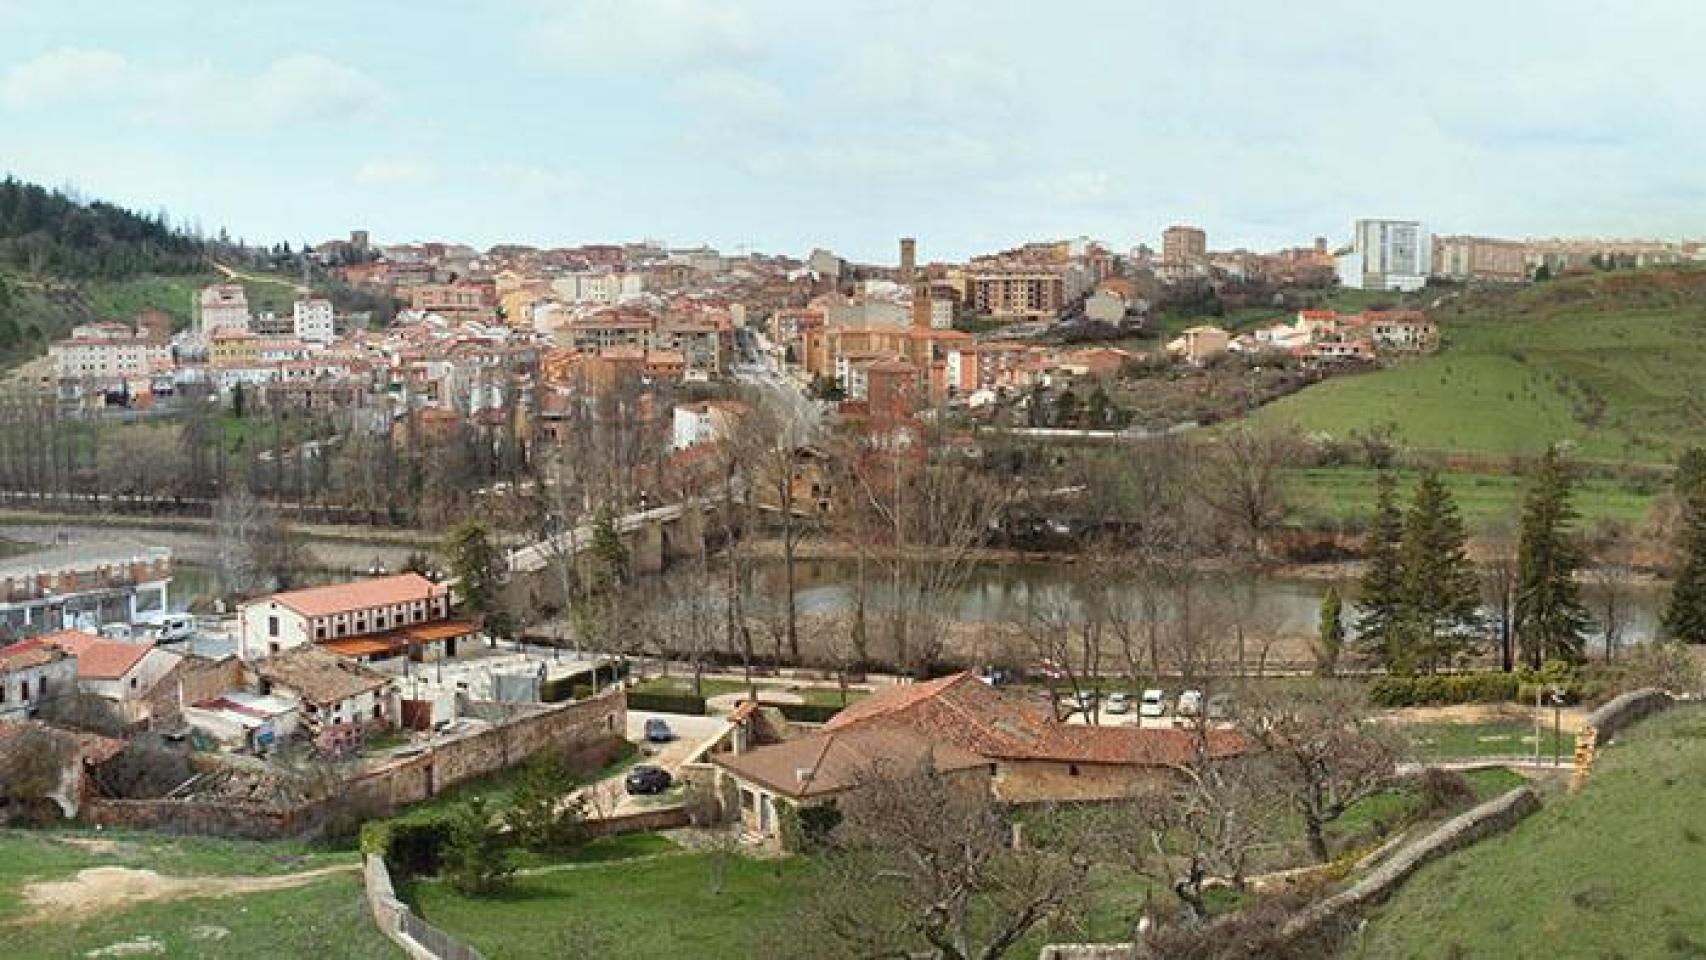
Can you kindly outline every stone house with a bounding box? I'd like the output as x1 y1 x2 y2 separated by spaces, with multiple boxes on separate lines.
821 672 1245 804
253 646 398 752
710 719 992 848
0 644 77 720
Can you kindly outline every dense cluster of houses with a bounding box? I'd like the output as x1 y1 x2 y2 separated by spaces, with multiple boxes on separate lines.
1165 309 1439 366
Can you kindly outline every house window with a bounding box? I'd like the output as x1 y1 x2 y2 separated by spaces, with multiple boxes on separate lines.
38 677 47 697
1068 764 1080 777
373 703 383 719
130 677 138 690
268 616 279 638
1 683 7 703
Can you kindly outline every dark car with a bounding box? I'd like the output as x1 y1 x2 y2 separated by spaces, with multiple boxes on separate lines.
644 718 675 743
624 764 673 795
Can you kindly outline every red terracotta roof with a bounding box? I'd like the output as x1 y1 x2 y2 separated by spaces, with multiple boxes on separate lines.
261 573 444 618
13 630 155 680
827 672 1244 767
711 720 990 800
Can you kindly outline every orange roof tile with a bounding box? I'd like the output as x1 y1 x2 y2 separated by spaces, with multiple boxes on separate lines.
260 573 444 618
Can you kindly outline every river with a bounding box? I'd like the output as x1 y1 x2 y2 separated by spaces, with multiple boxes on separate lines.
748 558 1668 645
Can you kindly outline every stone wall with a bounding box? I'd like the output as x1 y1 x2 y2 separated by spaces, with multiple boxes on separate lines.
1582 688 1671 746
1572 688 1671 791
1277 786 1541 944
84 689 627 839
363 853 482 960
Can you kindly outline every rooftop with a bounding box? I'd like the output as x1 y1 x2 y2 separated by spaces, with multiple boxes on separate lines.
255 646 391 707
256 573 444 618
10 630 159 680
711 720 989 800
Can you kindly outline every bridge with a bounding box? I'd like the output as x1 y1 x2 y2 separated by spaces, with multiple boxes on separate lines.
506 501 713 577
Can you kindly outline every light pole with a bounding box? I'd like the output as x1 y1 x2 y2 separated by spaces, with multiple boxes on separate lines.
1550 685 1567 767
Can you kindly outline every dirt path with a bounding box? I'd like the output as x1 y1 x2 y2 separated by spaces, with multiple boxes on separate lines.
14 864 359 924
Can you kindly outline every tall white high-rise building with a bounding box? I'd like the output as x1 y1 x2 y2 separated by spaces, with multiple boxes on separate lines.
1336 219 1429 292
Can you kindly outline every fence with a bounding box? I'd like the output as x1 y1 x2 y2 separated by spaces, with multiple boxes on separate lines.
363 854 484 960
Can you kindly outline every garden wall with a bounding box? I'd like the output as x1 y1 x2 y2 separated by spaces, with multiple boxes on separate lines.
363 853 484 960
84 689 627 839
1276 786 1541 944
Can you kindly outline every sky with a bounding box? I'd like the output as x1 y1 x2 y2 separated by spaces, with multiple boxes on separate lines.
3 0 1705 264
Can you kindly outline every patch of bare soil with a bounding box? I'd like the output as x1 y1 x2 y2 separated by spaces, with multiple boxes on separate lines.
15 864 358 924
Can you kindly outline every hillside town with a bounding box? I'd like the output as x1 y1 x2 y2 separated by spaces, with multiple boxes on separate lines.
7 5 1706 959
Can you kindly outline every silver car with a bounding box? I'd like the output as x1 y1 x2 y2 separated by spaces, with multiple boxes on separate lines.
1139 689 1167 718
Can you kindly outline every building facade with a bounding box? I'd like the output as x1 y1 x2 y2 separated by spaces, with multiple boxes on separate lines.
1431 235 1527 283
1337 219 1429 291
1162 225 1207 264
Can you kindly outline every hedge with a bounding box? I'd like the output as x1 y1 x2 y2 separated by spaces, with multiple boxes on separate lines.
627 691 709 715
770 701 843 724
360 814 458 881
1369 669 1608 708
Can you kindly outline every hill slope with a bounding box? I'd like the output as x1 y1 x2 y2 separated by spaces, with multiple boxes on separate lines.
1356 705 1706 958
1257 269 1706 464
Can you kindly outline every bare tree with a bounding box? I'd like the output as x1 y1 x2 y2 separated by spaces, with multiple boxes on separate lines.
1585 517 1635 664
1193 424 1304 561
799 757 1097 960
1237 681 1402 863
1116 751 1281 924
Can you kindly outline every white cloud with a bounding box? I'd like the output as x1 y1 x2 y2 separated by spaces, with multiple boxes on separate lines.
1 47 386 129
670 68 786 120
478 161 581 198
0 47 130 108
526 0 760 70
832 42 1017 111
353 159 438 186
247 53 387 126
746 132 999 180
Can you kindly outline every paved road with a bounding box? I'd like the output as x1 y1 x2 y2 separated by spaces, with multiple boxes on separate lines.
578 711 730 816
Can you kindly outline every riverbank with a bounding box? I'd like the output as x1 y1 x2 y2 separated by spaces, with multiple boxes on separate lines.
0 513 433 571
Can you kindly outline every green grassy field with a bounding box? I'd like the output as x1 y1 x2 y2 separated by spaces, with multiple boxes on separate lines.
0 828 393 959
1399 721 1573 763
632 676 868 709
1357 705 1706 958
1289 466 1659 533
1258 269 1706 463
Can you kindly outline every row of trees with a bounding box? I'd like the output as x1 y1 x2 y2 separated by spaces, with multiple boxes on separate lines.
1350 448 1596 673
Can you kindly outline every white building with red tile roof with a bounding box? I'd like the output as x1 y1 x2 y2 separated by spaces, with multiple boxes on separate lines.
236 573 472 663
6 629 181 703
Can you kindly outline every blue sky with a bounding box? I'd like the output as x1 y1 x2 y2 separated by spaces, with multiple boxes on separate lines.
3 0 1704 263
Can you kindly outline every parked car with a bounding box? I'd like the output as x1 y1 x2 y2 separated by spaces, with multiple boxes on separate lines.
1207 693 1235 721
1104 692 1131 715
1176 689 1205 718
624 765 673 795
1139 689 1168 718
644 718 675 743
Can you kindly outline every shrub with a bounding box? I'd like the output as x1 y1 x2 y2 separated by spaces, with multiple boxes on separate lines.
364 814 459 880
442 797 515 896
1409 767 1477 818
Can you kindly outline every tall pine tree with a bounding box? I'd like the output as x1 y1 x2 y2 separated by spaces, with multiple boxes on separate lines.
1662 449 1706 643
1399 471 1482 672
1515 447 1592 666
1356 472 1408 670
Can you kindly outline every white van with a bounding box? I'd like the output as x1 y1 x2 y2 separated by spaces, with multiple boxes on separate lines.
136 612 195 643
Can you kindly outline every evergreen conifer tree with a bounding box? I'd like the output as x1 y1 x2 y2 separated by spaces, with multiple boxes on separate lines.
1399 471 1482 671
1356 472 1408 669
1515 448 1592 666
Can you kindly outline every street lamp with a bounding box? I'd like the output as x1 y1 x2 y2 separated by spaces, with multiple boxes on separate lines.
1550 684 1568 767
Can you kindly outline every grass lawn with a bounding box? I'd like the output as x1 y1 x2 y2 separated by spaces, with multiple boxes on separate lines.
414 840 1153 959
1400 720 1573 763
1356 705 1706 958
1257 268 1706 463
411 847 812 960
1289 466 1658 534
0 828 393 959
